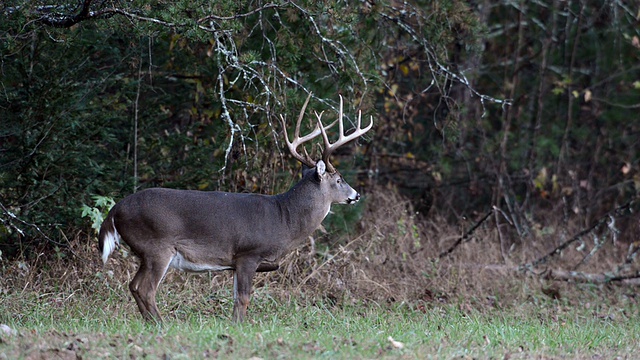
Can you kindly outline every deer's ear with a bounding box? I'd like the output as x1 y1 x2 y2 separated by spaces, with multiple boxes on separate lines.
316 160 326 178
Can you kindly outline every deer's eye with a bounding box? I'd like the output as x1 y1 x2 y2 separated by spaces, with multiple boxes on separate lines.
336 178 342 184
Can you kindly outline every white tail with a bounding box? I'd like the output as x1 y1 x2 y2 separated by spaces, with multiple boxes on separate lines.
98 94 373 322
100 217 120 264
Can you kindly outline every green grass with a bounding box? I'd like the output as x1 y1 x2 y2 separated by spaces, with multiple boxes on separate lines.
1 285 638 359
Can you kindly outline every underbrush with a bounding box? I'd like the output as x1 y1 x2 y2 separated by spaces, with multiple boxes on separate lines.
1 187 638 358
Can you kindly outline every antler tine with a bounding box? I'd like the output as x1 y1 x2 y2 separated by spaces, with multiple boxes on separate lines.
293 92 313 141
318 94 374 172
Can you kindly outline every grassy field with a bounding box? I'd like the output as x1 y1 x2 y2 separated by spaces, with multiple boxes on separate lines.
1 281 638 359
2 191 639 359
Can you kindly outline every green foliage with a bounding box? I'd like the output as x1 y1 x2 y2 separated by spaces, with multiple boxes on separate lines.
80 196 116 234
0 0 388 257
1 0 637 259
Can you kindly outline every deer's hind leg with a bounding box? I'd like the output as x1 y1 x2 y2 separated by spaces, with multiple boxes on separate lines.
129 251 174 322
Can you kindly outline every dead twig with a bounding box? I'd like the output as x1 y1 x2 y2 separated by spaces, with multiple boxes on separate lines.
544 269 640 286
457 263 640 286
523 199 636 270
439 208 493 258
0 201 61 246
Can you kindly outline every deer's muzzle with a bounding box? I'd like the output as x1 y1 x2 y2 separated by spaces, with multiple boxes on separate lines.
347 193 361 204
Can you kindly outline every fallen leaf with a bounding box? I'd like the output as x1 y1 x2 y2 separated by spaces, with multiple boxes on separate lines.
388 336 404 349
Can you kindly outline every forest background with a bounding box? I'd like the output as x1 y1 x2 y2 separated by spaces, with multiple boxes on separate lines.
1 0 640 315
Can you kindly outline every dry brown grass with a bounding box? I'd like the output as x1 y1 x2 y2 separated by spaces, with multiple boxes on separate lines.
274 186 638 306
1 187 637 320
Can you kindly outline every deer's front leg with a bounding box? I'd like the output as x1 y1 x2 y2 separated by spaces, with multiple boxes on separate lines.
232 258 258 323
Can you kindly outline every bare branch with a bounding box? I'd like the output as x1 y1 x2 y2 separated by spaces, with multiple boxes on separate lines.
590 96 640 109
379 5 512 112
459 264 640 286
0 201 55 245
17 1 182 28
544 269 640 286
289 1 369 93
523 199 638 270
198 2 285 22
438 208 494 258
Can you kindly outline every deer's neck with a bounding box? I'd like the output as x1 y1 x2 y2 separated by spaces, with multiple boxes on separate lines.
275 179 330 244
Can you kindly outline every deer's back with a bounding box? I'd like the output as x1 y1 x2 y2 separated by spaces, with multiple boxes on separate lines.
112 188 289 261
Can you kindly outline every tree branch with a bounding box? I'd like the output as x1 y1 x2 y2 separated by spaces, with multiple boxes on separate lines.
544 269 640 286
523 198 638 270
379 6 512 112
439 208 494 258
198 2 285 22
19 1 181 28
0 201 55 245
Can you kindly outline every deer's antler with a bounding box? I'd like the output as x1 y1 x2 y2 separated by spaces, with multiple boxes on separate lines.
316 95 374 173
279 93 338 168
280 93 373 172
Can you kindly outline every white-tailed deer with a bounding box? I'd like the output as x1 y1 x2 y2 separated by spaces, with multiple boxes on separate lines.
98 94 373 322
